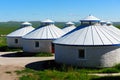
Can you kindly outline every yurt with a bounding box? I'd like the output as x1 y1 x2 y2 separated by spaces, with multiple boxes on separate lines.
22 19 65 53
62 22 76 34
100 20 106 26
53 15 120 68
7 22 34 48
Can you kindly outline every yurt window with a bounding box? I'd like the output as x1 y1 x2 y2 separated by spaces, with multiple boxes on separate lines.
15 39 18 44
35 41 39 48
78 49 85 59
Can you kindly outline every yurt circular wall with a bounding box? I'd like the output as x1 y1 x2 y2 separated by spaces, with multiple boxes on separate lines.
7 37 22 48
55 44 120 67
23 39 53 53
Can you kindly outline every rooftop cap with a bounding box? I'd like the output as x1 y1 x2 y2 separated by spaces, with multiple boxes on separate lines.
80 15 100 21
66 22 74 25
41 19 54 23
21 22 32 26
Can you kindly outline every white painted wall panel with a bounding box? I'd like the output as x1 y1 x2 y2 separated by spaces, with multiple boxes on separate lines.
55 45 120 67
7 37 23 48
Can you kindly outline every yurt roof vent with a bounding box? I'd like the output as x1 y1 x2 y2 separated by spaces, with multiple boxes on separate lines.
65 22 75 26
100 20 106 25
80 15 100 25
41 19 54 26
106 21 113 26
21 22 32 27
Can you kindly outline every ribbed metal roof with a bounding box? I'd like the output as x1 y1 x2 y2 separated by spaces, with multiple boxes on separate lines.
54 16 120 46
23 19 65 40
62 22 76 34
7 22 34 37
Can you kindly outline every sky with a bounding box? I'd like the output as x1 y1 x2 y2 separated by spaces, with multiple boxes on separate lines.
0 0 120 22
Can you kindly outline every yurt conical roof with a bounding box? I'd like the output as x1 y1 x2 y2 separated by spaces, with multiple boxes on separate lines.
7 22 34 37
22 19 65 40
62 22 76 33
54 15 120 46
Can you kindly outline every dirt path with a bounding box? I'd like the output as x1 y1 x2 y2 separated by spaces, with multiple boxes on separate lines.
0 65 23 80
0 52 54 80
89 73 120 77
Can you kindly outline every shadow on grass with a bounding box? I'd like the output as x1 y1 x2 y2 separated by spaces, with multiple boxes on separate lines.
25 60 55 71
1 52 37 57
25 60 81 71
92 76 120 80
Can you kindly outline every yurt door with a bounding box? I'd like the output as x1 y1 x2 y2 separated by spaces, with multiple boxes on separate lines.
51 43 55 53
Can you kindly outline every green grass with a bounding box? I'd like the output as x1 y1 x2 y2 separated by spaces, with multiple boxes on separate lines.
16 63 120 80
99 68 119 73
0 37 6 47
0 37 22 51
17 68 98 80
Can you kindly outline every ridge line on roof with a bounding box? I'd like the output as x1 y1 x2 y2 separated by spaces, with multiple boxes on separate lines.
72 27 85 44
91 26 94 45
94 25 104 45
48 25 56 38
83 26 89 45
98 25 113 44
52 25 60 37
102 26 120 42
46 25 49 38
103 26 120 39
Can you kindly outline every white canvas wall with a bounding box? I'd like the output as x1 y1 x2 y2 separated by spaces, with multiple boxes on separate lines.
55 45 120 67
23 39 53 53
7 37 22 48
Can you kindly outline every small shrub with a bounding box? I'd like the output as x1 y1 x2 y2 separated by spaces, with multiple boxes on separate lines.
0 46 22 52
35 52 53 57
113 64 120 70
100 68 119 73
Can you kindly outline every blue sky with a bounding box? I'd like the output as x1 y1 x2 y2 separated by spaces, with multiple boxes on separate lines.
0 0 120 22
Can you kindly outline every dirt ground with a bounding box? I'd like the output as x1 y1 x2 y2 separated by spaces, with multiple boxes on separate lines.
0 65 23 80
0 52 54 80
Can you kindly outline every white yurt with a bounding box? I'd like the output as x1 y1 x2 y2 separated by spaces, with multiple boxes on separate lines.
7 22 34 48
62 22 76 34
22 19 65 53
53 15 120 68
100 20 106 26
